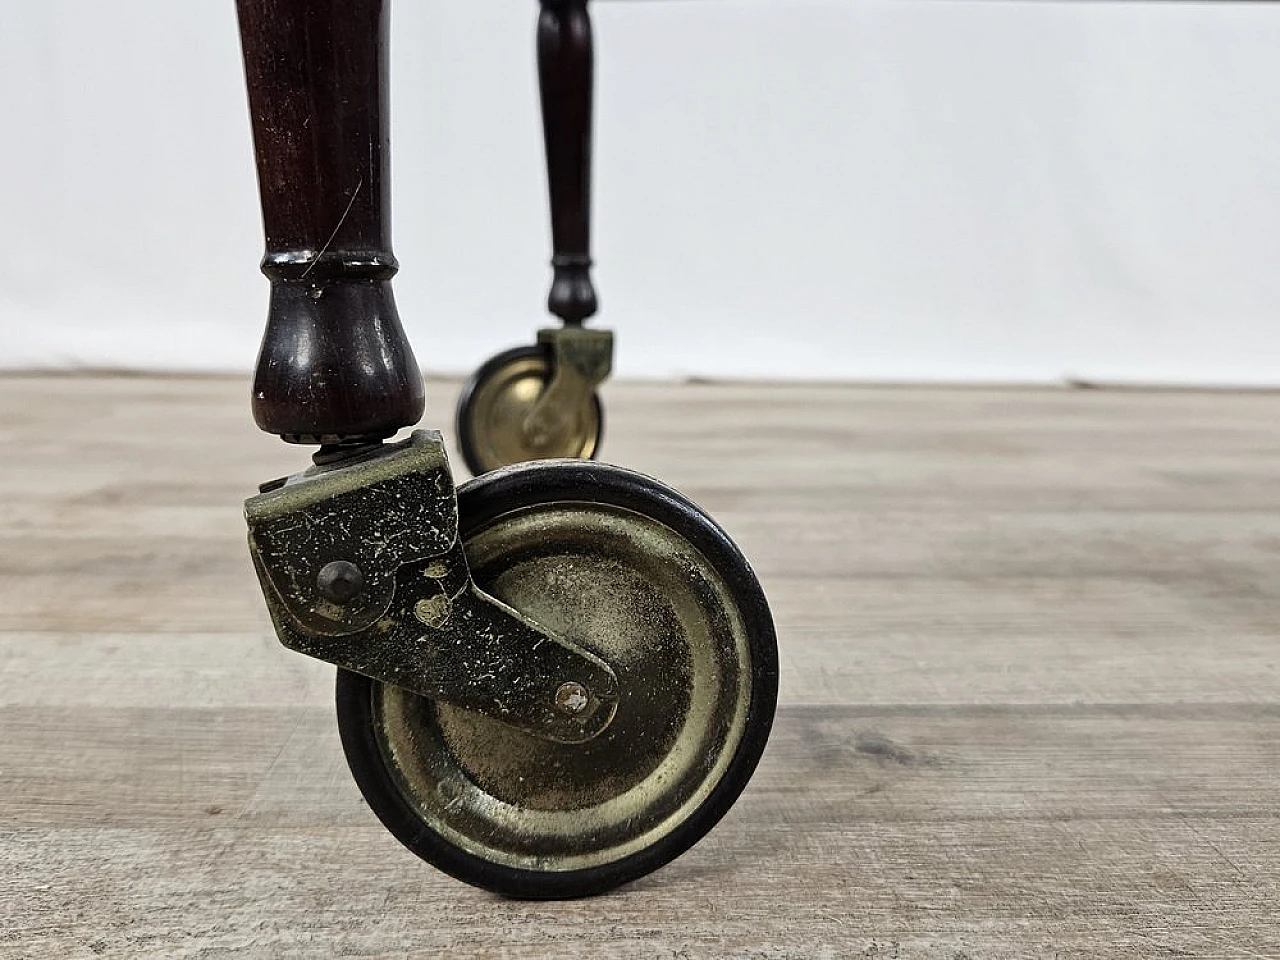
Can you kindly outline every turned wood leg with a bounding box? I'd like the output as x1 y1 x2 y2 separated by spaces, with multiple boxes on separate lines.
539 0 598 326
236 0 424 444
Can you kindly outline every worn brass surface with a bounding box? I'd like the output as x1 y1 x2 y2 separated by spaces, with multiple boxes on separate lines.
373 499 753 871
464 335 608 473
246 431 618 742
524 327 612 446
246 432 457 637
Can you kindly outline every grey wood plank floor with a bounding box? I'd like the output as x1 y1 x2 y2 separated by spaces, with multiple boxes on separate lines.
1 375 1277 959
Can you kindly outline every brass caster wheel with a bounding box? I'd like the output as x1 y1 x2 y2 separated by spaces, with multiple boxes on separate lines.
336 460 778 899
455 345 604 475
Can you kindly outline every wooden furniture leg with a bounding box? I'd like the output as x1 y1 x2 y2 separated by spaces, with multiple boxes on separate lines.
236 0 424 446
539 0 598 326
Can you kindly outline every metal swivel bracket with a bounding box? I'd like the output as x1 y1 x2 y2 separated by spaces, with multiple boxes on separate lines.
522 326 613 448
244 431 618 743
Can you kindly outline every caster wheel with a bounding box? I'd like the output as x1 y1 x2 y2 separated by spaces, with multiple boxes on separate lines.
336 460 778 899
455 345 604 475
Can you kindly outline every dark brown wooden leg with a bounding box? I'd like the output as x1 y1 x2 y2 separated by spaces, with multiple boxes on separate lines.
236 0 424 444
539 0 598 326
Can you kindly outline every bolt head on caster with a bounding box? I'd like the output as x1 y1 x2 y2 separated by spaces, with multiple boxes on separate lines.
246 433 778 899
455 327 612 475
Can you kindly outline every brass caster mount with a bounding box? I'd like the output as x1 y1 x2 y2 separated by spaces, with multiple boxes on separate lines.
455 326 612 475
248 433 617 744
246 431 778 899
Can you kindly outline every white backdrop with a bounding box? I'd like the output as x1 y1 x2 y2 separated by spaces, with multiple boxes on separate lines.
2 1 1279 383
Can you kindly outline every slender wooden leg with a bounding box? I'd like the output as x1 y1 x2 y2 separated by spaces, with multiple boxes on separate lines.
236 0 424 444
539 0 598 326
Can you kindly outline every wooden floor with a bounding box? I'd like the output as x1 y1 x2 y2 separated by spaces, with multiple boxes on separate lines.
2 375 1279 959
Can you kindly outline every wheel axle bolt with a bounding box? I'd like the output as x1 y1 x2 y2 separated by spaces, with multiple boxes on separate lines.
317 560 364 604
555 682 590 716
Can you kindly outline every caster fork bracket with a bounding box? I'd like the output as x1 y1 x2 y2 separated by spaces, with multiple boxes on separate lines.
523 326 613 449
245 431 618 743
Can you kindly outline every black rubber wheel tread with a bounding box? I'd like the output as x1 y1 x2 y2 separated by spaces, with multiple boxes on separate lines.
454 344 605 476
336 459 778 899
